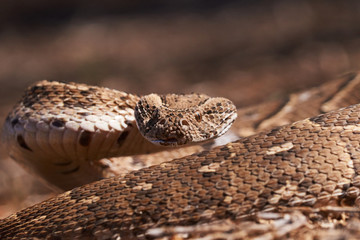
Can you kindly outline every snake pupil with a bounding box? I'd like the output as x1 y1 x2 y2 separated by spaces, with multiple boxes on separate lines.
195 112 202 122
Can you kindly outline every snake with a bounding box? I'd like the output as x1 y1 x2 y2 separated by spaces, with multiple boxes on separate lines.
2 73 360 239
1 80 237 191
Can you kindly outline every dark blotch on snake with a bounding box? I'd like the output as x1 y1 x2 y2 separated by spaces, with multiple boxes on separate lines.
79 131 92 147
17 135 32 151
53 161 73 166
117 131 129 146
51 119 65 128
61 165 80 174
80 90 91 96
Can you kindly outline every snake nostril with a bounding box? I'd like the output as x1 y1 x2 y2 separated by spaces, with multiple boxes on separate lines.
180 119 189 126
16 135 32 151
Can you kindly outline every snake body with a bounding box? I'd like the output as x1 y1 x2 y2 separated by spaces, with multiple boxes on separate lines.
2 75 360 239
1 80 237 190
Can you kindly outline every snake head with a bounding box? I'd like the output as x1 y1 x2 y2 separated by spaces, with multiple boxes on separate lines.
135 93 237 146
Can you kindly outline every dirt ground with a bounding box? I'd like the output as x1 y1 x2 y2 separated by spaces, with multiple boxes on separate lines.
1 0 360 218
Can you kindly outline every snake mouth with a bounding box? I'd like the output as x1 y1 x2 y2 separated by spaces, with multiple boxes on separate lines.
152 138 180 146
217 112 238 136
151 137 188 146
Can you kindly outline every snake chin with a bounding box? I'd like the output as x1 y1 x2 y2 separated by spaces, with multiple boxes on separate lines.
151 138 180 146
217 112 238 136
149 136 189 146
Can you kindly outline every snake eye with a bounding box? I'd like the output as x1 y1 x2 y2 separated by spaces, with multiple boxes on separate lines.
194 112 202 122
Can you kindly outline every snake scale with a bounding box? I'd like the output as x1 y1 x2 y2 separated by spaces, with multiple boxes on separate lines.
2 73 360 239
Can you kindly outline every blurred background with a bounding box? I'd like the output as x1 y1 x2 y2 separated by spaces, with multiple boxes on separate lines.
0 0 360 217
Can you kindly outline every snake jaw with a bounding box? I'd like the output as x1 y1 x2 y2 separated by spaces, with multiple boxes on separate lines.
143 127 190 146
151 138 181 146
216 111 238 137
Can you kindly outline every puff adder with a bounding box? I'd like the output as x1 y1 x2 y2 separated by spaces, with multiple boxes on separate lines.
1 80 237 190
2 94 360 239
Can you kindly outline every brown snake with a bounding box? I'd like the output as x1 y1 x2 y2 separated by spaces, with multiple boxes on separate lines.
1 80 237 191
2 73 360 239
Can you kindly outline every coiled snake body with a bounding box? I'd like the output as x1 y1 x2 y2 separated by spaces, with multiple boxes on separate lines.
2 75 360 239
